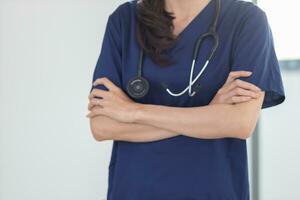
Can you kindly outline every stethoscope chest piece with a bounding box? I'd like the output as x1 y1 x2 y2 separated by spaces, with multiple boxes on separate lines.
126 76 149 99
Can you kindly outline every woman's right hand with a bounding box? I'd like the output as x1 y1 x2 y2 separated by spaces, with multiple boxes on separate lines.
209 71 262 105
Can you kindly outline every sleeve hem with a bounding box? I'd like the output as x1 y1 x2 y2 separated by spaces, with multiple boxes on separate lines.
261 88 286 109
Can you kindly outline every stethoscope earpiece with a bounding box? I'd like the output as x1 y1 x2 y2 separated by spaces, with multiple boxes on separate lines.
126 76 149 99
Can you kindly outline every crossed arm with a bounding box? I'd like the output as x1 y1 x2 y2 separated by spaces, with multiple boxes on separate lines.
89 116 180 142
132 95 264 140
87 71 264 142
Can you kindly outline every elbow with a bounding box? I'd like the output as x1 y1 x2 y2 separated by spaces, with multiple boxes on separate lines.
91 127 108 142
89 119 112 142
236 120 257 140
237 127 252 140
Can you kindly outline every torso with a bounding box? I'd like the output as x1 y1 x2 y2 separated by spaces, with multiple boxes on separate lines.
106 0 264 199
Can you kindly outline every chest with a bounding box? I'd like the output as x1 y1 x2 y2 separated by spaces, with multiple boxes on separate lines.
121 20 236 107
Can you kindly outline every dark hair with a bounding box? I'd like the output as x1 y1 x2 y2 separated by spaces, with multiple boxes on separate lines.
136 0 178 67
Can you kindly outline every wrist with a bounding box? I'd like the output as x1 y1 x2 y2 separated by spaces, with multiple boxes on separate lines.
131 103 145 123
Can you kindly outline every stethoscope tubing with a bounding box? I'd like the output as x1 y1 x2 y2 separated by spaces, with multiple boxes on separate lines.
166 60 210 96
127 0 221 99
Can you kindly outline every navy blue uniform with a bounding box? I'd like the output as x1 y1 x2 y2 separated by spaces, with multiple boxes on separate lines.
90 0 285 199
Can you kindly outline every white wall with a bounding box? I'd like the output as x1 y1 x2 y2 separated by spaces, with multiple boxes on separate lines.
259 71 300 200
0 1 124 199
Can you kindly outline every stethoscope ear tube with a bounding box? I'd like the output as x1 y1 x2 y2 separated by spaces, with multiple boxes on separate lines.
207 33 219 61
193 33 210 60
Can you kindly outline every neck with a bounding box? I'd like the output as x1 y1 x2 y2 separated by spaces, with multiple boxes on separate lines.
164 0 211 19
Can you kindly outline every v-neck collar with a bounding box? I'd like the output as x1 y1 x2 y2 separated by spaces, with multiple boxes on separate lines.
174 0 215 40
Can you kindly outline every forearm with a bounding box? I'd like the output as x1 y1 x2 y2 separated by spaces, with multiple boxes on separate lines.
134 100 262 139
90 115 180 142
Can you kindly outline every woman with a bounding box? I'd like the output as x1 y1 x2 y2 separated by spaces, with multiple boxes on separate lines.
86 0 285 199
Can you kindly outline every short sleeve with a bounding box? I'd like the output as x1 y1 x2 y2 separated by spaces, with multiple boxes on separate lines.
230 9 285 109
89 14 123 93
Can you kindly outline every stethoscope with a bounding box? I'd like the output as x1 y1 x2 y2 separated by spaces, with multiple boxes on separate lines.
126 0 220 99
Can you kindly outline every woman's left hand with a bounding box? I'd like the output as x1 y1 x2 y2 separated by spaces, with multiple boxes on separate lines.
86 77 141 123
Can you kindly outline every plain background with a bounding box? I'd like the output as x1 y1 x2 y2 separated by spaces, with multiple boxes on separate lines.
0 0 299 200
0 0 124 199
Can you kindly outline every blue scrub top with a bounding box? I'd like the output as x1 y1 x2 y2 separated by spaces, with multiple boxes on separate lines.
90 0 285 199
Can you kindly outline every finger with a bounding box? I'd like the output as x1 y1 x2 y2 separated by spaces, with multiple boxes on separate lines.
221 87 258 103
89 98 104 110
93 77 119 91
88 98 104 110
86 107 104 118
88 102 93 111
236 87 257 98
231 96 253 104
225 71 252 84
230 87 261 98
88 88 109 100
223 79 261 93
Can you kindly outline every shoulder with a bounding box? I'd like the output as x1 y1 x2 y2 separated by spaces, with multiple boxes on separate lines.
108 0 137 27
102 1 137 52
226 0 268 25
222 0 270 37
227 0 266 16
